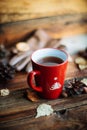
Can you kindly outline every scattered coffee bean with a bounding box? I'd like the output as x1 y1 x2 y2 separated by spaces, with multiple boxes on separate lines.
61 90 68 98
83 87 87 93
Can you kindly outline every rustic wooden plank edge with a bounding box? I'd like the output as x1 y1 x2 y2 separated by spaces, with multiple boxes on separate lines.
0 89 87 117
0 13 87 46
0 100 87 130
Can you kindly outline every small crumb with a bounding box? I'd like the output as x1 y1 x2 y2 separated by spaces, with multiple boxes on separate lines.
35 103 53 118
0 88 10 96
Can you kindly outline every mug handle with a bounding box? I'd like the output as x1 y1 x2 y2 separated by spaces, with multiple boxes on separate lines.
27 70 43 92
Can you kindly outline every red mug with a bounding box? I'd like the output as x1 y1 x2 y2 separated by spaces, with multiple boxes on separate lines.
27 48 68 99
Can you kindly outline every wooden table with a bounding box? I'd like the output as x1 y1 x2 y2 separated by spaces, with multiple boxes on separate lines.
0 60 87 130
0 0 87 127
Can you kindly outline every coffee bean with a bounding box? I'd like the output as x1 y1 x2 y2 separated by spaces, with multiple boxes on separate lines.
83 87 87 93
61 91 68 98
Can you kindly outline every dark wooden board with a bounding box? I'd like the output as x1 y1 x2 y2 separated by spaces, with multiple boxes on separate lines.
0 90 87 130
0 75 87 130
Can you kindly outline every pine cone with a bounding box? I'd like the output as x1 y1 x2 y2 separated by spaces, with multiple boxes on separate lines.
65 78 87 96
0 63 16 82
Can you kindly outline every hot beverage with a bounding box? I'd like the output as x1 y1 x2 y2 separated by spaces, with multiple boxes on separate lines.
27 48 68 99
37 56 64 66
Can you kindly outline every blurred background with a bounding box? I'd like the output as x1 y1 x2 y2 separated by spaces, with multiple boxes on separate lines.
0 0 87 49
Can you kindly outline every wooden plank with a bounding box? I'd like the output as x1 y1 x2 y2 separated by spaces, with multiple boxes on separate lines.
0 92 87 130
0 84 87 117
0 14 87 47
0 113 87 130
0 0 87 23
0 106 87 130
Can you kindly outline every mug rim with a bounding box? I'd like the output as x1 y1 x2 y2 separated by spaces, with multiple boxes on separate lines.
31 48 68 67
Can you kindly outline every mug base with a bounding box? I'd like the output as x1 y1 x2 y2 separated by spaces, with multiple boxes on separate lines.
38 92 61 100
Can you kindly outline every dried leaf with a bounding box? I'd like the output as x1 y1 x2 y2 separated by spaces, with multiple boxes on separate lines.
16 42 30 52
0 88 10 96
26 89 40 102
35 103 53 118
75 57 87 65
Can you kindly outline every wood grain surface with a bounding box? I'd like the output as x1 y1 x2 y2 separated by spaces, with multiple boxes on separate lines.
0 90 87 130
0 51 87 130
0 4 87 128
0 0 87 23
0 14 87 47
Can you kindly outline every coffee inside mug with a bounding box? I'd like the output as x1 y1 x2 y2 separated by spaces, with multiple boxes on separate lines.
32 48 67 66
